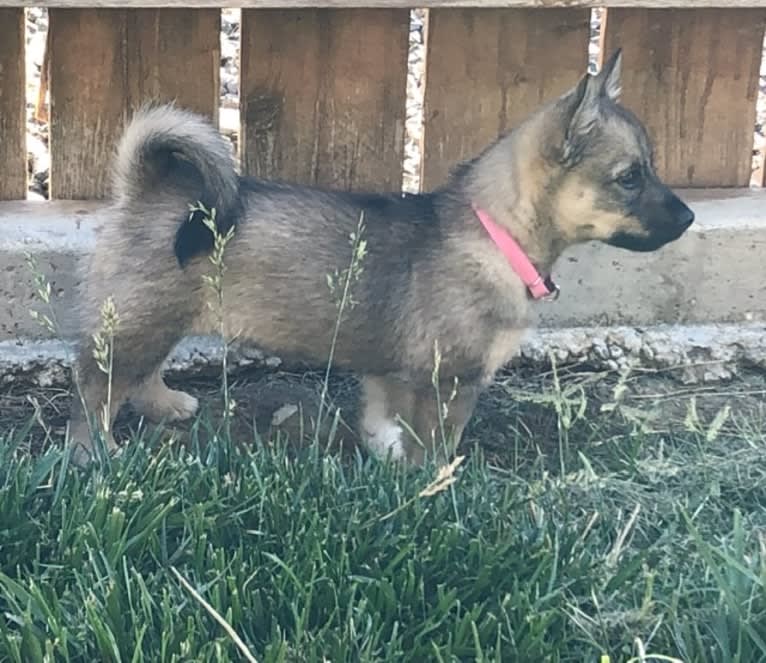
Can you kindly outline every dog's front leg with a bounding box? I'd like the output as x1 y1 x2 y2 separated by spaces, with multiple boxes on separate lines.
406 380 481 466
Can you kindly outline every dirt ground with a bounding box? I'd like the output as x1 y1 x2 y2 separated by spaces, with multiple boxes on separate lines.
2 360 764 470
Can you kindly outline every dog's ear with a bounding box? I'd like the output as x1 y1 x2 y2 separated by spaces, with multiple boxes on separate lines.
561 49 623 160
563 70 601 155
598 48 622 102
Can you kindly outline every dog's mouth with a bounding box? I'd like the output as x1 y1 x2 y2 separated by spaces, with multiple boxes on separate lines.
607 219 692 252
607 192 695 253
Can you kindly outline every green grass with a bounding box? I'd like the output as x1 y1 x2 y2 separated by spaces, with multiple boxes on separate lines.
1 376 766 663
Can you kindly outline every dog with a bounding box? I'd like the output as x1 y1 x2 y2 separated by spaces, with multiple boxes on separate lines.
67 49 694 466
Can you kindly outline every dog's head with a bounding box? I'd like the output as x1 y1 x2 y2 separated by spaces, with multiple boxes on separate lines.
541 49 694 252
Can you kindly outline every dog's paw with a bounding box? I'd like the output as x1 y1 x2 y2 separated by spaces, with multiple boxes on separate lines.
362 420 408 462
132 388 199 423
156 389 199 422
70 442 95 468
162 389 199 421
67 425 119 468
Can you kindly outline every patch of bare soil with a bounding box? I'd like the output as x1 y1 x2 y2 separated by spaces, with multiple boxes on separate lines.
3 363 764 472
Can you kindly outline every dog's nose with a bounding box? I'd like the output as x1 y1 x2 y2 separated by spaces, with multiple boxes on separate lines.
678 204 694 227
666 193 694 228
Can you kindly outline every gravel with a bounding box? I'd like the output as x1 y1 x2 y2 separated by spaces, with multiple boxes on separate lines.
4 322 765 389
20 8 766 198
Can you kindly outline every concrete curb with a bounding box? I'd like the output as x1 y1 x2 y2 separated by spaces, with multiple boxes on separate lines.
2 323 764 389
1 188 764 343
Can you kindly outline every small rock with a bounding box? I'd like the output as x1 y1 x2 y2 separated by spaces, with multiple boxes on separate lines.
592 339 609 359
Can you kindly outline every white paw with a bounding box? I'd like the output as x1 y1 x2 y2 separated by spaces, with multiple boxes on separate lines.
362 419 406 461
134 389 200 422
164 390 199 421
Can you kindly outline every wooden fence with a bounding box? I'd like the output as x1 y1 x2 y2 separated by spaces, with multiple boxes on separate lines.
0 1 764 204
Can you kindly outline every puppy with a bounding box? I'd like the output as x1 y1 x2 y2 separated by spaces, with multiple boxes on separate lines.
67 50 694 465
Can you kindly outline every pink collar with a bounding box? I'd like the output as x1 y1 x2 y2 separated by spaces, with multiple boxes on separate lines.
472 204 559 301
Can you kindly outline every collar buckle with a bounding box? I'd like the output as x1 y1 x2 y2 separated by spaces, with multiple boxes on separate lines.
541 276 560 302
542 282 560 302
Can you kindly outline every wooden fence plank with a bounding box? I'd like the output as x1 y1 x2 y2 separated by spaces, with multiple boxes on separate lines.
240 8 409 191
602 8 766 187
0 9 27 200
126 8 220 122
3 2 766 9
49 9 128 199
421 8 590 191
50 8 221 199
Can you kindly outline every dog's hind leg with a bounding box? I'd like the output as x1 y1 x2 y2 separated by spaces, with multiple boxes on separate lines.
68 356 132 465
67 284 197 465
130 370 199 423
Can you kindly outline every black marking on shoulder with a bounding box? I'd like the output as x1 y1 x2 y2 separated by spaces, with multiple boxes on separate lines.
242 175 441 228
347 190 439 227
238 175 296 196
448 157 478 182
174 177 441 267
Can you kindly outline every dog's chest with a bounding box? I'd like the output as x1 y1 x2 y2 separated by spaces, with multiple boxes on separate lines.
477 282 531 381
427 299 529 385
447 250 531 382
482 328 526 381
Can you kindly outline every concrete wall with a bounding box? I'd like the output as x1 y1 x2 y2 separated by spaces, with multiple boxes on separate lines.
2 188 764 345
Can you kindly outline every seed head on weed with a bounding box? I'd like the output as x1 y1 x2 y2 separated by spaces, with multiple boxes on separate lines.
419 455 465 497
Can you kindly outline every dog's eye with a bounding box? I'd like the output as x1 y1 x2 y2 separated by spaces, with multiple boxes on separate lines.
616 167 642 190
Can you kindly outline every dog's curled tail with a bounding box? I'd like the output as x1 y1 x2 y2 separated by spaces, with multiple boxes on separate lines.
111 103 240 266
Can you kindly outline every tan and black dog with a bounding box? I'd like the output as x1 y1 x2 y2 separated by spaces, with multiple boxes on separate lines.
67 50 694 465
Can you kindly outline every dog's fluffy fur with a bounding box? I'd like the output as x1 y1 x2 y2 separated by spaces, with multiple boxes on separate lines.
68 50 694 465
